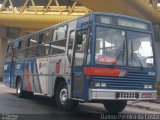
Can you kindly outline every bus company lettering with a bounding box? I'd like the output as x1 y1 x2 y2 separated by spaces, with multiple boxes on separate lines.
38 62 47 69
16 64 21 69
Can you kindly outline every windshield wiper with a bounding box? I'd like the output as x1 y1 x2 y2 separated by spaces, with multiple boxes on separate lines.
131 41 144 70
113 41 125 64
133 54 144 70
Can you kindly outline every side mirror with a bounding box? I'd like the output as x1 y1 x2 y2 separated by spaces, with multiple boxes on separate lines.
76 31 82 44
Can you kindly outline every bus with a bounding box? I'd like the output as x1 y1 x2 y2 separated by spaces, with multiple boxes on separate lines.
3 12 157 113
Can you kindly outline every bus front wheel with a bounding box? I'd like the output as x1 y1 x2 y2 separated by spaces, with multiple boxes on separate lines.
55 81 79 111
103 100 127 114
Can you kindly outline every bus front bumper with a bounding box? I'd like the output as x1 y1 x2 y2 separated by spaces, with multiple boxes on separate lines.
89 89 157 100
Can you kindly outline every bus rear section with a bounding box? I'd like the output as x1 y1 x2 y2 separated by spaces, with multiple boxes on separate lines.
3 12 157 114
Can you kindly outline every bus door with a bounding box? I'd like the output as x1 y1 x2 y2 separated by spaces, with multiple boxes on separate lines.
72 29 88 99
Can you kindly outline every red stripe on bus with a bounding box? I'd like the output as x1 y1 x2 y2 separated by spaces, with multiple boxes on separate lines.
55 63 60 74
84 67 122 77
24 65 31 91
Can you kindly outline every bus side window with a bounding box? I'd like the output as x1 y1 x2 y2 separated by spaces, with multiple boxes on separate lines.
28 36 38 47
6 44 13 61
18 41 22 49
26 36 38 58
13 48 18 60
17 40 26 59
54 25 67 41
50 25 67 55
74 29 88 66
21 39 26 49
37 30 52 57
50 39 66 55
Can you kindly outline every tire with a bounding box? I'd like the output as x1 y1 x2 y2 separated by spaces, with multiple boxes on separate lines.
55 82 79 111
103 100 127 114
16 79 25 98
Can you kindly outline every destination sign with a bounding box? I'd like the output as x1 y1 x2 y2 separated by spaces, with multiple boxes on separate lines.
96 15 149 30
118 19 147 30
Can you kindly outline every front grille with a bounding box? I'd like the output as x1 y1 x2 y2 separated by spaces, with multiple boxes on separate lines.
116 92 139 99
93 70 156 90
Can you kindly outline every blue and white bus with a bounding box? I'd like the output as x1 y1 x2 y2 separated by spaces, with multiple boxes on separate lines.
3 12 157 113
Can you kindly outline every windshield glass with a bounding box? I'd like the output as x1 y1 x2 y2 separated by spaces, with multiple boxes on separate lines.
95 27 126 66
128 31 154 68
95 26 154 68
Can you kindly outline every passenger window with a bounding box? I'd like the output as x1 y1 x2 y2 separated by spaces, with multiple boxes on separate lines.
16 39 26 59
27 36 38 47
26 36 38 58
13 49 18 60
18 41 22 49
54 25 67 41
50 25 67 55
7 44 13 52
17 49 26 59
26 46 37 58
37 43 50 57
50 39 66 55
39 30 53 44
6 44 13 61
6 52 13 61
21 39 26 49
37 30 52 57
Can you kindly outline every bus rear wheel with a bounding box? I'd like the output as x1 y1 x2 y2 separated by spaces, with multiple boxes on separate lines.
55 82 79 111
16 79 33 98
16 79 25 98
103 100 127 114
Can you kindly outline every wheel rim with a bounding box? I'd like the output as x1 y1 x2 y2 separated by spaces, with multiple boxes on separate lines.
59 87 68 105
17 82 21 94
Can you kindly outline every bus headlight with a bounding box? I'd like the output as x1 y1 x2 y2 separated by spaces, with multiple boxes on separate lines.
95 82 101 87
101 83 107 87
144 84 153 89
94 82 107 88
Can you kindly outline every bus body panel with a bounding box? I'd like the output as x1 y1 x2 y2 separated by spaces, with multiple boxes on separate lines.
48 55 67 95
3 62 12 87
14 59 37 92
36 58 48 94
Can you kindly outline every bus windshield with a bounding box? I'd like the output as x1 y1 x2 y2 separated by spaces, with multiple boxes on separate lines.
95 26 154 68
128 31 154 68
